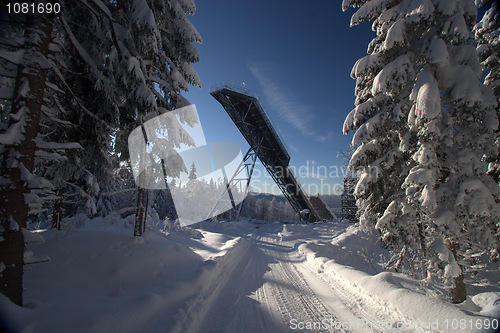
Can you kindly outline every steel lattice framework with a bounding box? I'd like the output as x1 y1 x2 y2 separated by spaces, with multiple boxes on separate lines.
210 83 333 222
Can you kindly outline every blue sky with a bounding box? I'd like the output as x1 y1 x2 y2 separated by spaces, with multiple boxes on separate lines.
183 0 375 196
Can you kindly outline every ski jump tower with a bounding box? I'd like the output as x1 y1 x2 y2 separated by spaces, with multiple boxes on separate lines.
210 83 333 222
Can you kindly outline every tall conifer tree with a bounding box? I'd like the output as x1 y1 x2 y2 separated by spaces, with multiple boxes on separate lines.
343 0 499 302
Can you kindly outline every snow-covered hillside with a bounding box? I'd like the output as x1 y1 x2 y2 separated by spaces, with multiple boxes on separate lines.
1 219 498 333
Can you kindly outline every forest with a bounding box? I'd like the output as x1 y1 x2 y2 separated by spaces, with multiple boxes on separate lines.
0 0 499 329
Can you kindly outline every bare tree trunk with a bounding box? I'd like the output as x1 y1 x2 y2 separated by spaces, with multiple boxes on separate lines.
143 189 148 234
133 121 150 237
134 186 147 237
417 221 427 279
0 10 55 305
52 188 64 230
446 240 466 304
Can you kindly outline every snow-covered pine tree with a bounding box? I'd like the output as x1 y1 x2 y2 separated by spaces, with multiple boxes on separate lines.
53 0 201 234
475 0 500 183
240 192 256 218
188 162 197 180
0 0 202 304
106 0 202 236
256 197 268 221
343 0 500 303
343 0 424 268
0 0 121 303
0 2 58 305
38 0 117 224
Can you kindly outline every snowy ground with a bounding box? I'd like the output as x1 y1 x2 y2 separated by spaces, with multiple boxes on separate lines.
1 218 499 333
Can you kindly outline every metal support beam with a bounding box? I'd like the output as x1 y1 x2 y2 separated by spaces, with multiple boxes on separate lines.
206 147 258 220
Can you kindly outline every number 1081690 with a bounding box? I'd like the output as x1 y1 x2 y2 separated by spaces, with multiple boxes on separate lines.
6 2 61 15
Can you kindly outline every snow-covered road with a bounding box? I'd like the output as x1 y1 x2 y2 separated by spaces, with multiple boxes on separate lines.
2 219 497 333
171 225 422 333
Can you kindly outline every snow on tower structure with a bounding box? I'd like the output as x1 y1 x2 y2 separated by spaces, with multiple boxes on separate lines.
210 83 333 222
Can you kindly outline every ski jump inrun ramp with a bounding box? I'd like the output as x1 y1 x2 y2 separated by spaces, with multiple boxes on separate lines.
210 83 333 222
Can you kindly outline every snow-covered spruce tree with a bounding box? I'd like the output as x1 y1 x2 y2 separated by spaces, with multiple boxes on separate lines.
0 2 58 305
475 0 500 183
49 0 121 222
0 0 202 303
0 0 117 303
343 0 500 303
45 0 202 234
0 0 124 232
188 162 197 180
107 0 202 236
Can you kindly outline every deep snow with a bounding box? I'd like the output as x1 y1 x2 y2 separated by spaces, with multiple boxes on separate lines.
0 218 499 333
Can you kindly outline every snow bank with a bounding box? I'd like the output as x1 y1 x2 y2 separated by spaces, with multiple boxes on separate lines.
299 232 499 333
0 219 257 333
169 237 255 333
1 225 228 332
472 293 500 320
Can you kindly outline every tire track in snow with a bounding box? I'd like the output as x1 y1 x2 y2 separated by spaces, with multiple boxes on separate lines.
256 236 349 333
258 234 423 333
268 261 332 330
298 258 388 333
170 238 281 333
174 231 418 333
293 244 432 333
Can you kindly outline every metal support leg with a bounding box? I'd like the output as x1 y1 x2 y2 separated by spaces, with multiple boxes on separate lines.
205 146 259 221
